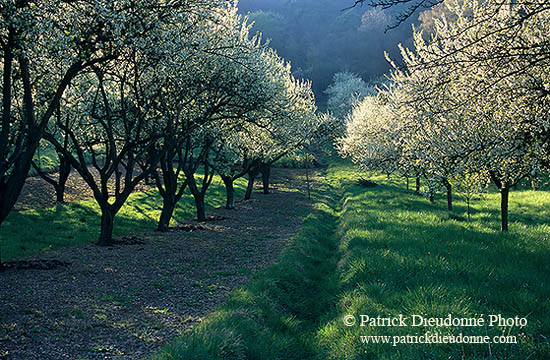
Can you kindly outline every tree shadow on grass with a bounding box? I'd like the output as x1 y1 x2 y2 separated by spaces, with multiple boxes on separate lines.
0 178 248 261
325 179 550 359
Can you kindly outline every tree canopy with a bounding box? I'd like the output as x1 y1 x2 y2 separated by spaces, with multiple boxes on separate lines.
338 0 550 231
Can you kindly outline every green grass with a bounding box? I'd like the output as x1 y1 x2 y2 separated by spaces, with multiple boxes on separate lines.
318 164 550 359
30 143 60 176
0 176 246 261
152 162 549 359
274 151 315 168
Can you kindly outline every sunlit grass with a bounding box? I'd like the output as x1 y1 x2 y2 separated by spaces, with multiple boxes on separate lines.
0 176 246 261
319 163 550 359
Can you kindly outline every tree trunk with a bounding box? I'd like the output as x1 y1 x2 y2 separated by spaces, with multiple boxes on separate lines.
187 179 207 222
56 154 71 203
0 148 37 226
305 161 311 201
415 176 420 194
55 184 64 204
0 29 15 228
97 206 115 246
406 176 409 190
427 180 435 203
0 39 80 227
222 176 235 209
500 185 510 232
144 152 153 185
245 169 258 200
158 198 175 232
261 164 271 195
466 197 471 220
445 180 452 211
194 194 206 222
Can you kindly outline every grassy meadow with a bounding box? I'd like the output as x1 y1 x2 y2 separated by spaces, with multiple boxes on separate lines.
153 163 549 359
319 164 550 359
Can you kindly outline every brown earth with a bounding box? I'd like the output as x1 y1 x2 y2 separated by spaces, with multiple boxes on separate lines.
0 168 318 359
13 168 156 212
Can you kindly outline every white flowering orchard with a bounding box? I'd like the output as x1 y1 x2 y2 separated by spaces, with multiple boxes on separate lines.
339 0 550 231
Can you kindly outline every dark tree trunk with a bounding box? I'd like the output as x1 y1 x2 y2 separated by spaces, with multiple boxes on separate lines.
222 176 235 209
415 176 420 194
56 154 71 203
428 185 435 202
444 179 452 211
55 185 64 204
32 152 71 204
406 176 409 190
0 141 38 225
155 148 188 232
245 168 258 200
98 206 115 246
187 178 207 222
0 44 87 227
0 29 15 228
261 164 271 194
500 186 510 232
144 151 152 185
305 162 311 201
194 195 206 222
466 197 471 220
489 172 511 232
158 198 175 232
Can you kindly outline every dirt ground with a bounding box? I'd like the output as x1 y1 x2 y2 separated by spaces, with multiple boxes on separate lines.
0 168 316 359
13 169 156 212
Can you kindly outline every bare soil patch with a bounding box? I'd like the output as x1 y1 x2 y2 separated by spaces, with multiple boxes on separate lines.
1 259 71 271
13 168 156 212
0 168 317 360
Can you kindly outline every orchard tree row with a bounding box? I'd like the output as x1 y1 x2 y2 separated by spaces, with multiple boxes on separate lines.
339 0 550 231
0 1 334 250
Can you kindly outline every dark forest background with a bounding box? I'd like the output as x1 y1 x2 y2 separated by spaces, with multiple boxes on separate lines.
237 0 417 107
